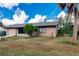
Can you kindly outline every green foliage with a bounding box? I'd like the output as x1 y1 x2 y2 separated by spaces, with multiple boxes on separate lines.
0 21 3 26
23 24 38 36
58 16 73 36
58 28 64 36
59 39 77 45
64 23 73 36
0 31 6 36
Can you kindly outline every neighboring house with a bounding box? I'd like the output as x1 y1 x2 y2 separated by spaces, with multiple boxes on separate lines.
3 22 58 37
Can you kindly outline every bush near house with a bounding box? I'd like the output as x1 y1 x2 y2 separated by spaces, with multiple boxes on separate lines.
23 24 38 36
58 16 73 36
0 31 6 36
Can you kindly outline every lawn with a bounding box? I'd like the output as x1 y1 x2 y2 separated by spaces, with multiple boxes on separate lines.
0 36 79 56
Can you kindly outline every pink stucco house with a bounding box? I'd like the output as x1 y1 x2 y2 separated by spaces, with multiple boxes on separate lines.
3 22 58 37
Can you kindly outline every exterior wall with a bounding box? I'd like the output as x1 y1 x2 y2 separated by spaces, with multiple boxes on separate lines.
5 27 57 37
5 29 17 36
39 27 57 37
5 28 30 37
16 28 30 37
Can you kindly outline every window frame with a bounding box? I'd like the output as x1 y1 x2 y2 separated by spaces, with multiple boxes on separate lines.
39 27 45 33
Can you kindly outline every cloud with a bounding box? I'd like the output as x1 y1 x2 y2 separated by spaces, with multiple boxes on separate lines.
2 19 15 25
15 8 21 16
46 19 57 22
2 8 29 26
0 3 19 10
28 14 47 23
57 11 66 18
13 10 29 24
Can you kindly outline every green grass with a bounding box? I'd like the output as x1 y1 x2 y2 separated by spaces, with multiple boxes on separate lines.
56 36 78 45
0 36 79 56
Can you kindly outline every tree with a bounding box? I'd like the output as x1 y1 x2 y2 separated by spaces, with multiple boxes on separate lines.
58 3 78 41
0 21 6 40
57 16 64 36
58 16 73 36
63 16 73 36
23 24 38 37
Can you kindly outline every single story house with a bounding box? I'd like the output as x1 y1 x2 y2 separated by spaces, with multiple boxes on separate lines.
2 22 58 37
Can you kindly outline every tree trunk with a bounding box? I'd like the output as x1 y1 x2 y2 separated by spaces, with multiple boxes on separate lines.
72 16 78 41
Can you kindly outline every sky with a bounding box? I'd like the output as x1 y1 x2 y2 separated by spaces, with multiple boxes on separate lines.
0 3 67 25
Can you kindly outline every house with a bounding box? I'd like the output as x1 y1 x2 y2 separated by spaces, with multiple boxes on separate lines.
3 22 58 37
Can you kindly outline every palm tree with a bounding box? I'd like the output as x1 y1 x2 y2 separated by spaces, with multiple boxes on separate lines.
58 3 78 41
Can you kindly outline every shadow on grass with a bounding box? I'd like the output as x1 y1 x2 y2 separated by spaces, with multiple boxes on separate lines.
58 39 78 45
61 41 77 45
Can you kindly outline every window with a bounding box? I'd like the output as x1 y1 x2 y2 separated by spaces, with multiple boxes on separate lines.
0 27 4 31
18 27 24 33
39 28 45 32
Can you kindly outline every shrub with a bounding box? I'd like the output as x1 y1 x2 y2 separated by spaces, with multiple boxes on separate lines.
0 31 6 36
64 22 73 36
23 24 38 36
57 16 73 36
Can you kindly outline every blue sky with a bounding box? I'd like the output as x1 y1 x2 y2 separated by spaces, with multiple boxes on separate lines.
0 3 67 25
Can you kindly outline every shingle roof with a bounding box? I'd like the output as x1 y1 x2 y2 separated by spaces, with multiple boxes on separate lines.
32 22 58 26
4 22 58 29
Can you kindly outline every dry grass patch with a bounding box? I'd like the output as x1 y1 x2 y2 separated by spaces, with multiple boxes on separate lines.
0 36 79 55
